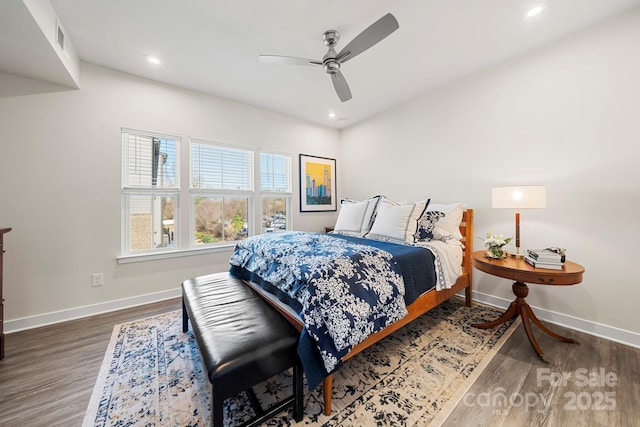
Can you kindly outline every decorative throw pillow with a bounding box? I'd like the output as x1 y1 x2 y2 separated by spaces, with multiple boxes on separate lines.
426 203 465 241
414 210 446 242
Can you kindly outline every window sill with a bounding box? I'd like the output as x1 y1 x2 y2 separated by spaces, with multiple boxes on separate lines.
117 244 236 264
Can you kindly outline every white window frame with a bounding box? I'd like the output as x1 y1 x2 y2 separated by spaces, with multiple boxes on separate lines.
190 138 254 246
120 128 180 256
259 150 293 234
118 134 294 263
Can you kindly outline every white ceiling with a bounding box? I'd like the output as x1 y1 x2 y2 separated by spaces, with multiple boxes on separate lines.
3 0 640 128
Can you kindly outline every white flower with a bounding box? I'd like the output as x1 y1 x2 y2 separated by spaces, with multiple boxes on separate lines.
484 231 512 248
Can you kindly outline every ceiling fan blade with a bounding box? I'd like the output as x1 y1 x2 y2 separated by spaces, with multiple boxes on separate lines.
331 71 352 102
336 13 399 63
259 55 322 66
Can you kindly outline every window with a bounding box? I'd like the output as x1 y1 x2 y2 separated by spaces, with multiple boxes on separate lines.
122 129 179 253
190 139 253 246
120 130 292 259
260 151 292 234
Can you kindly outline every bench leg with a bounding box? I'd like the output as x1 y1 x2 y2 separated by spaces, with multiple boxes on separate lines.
211 383 224 427
244 361 304 425
293 357 304 422
182 298 189 333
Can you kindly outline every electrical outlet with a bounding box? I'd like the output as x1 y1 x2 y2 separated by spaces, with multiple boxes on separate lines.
91 272 104 287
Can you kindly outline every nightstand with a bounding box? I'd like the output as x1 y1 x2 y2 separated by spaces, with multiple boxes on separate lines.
470 250 585 362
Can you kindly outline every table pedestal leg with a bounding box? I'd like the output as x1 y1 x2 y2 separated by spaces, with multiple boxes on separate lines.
472 281 578 362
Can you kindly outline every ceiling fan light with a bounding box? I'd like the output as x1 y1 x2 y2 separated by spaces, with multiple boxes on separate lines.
324 61 340 74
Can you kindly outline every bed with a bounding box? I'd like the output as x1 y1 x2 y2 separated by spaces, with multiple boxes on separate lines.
229 198 474 415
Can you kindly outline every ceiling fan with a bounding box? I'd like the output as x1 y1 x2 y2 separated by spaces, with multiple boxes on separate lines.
259 13 399 102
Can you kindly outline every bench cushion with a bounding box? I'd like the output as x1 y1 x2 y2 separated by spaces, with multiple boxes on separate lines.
182 272 300 398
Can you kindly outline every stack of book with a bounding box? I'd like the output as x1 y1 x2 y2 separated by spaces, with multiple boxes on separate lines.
525 248 566 270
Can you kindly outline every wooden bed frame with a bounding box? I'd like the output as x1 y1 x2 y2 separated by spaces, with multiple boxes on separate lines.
243 208 474 415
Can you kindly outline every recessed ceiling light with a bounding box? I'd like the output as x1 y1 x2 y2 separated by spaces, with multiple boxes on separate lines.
147 56 161 65
328 112 336 118
524 4 545 18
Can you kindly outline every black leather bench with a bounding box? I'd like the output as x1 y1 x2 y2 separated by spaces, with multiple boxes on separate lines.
182 272 303 426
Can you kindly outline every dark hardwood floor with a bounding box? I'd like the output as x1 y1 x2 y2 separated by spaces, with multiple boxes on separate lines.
0 298 182 427
443 320 640 427
0 299 638 426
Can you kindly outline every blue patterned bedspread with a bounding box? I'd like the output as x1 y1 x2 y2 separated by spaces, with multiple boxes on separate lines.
229 231 409 389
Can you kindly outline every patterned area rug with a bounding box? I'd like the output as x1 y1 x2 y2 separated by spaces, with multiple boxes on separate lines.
83 297 517 426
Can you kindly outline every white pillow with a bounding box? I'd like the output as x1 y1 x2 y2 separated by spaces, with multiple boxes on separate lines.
333 196 381 237
367 199 428 244
426 203 465 241
333 201 369 235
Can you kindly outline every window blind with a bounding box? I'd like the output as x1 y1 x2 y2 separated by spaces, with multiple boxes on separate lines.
122 131 179 189
191 140 253 191
260 152 291 193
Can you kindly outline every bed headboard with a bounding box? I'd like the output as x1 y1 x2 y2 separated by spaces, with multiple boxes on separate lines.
460 209 474 275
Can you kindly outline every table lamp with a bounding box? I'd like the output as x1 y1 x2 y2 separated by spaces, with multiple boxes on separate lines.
491 186 546 257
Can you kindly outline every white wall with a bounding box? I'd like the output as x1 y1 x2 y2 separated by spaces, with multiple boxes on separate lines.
340 9 640 341
2 8 639 346
0 63 339 328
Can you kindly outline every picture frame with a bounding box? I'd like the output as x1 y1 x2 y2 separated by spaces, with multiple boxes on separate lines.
299 154 337 212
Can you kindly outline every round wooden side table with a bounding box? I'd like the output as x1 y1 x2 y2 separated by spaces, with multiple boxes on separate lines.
470 250 585 362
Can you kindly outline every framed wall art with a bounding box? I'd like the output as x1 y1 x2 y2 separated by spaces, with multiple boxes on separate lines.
299 154 336 212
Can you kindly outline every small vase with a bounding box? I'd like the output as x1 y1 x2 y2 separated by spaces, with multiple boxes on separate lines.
486 246 504 259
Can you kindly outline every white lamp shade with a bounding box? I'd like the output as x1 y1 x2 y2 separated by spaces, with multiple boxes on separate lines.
492 186 546 209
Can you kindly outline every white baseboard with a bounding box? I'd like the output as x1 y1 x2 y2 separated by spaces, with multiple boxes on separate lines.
4 288 182 334
471 290 640 349
6 288 640 351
